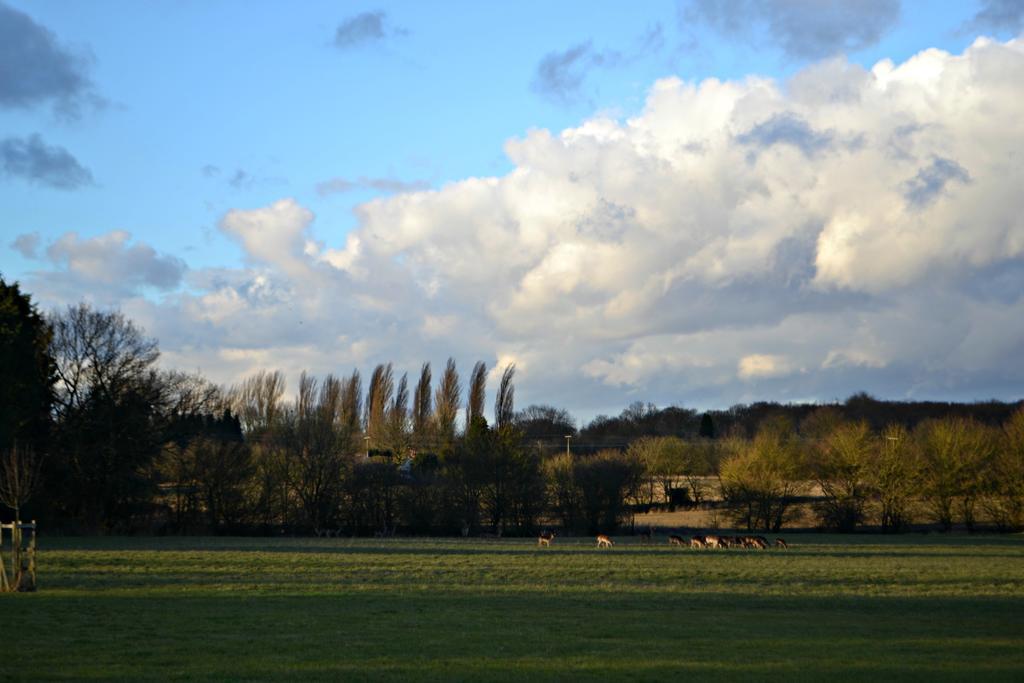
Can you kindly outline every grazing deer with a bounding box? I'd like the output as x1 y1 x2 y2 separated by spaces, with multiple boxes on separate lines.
690 535 707 549
750 537 768 549
669 534 686 547
538 531 556 547
775 538 789 549
704 534 725 549
596 534 614 548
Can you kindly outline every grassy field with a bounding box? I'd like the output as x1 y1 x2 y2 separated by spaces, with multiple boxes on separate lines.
2 533 1023 681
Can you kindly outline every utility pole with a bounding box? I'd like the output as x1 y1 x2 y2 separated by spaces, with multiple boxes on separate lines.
565 434 572 456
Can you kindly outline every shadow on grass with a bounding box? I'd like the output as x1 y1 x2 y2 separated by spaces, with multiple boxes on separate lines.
4 591 1023 681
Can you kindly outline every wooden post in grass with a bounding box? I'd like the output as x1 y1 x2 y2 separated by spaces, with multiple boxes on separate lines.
14 520 20 580
23 521 36 590
0 523 9 591
0 520 36 592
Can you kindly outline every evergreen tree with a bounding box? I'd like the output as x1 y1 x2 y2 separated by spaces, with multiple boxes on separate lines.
0 277 55 452
698 412 716 439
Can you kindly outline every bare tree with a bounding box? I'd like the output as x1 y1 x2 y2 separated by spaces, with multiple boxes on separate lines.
467 361 487 426
515 404 576 443
230 370 286 436
808 420 874 532
434 358 461 445
340 369 362 434
51 303 160 417
319 374 343 423
387 373 410 454
164 370 224 417
869 424 918 532
984 408 1024 530
412 362 432 445
627 436 686 507
296 371 317 422
917 417 994 531
49 303 168 530
280 372 354 531
494 364 515 430
365 363 394 444
719 417 808 532
0 445 43 522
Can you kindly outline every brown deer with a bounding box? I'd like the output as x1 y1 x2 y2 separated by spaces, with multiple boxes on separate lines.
668 534 686 546
596 534 614 548
704 534 725 549
690 535 707 549
775 537 789 549
537 531 556 547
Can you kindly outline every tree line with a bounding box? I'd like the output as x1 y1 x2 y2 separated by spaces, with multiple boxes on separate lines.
1 277 1022 535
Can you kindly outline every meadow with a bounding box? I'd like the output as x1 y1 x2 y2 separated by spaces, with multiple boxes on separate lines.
2 533 1023 681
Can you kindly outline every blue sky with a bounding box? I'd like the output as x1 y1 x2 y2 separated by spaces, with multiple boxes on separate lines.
2 1 1024 420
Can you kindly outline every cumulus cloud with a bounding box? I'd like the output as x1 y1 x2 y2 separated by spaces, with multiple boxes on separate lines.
218 199 325 281
0 134 93 189
330 37 1024 405
683 0 901 60
0 2 99 117
20 38 1024 414
15 231 185 305
334 11 404 50
46 231 184 288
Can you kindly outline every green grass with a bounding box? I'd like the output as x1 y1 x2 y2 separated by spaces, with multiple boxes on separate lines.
2 533 1023 681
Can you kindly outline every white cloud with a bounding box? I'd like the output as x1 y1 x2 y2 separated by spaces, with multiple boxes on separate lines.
17 38 1024 414
219 199 318 279
44 230 184 288
14 230 185 305
738 354 793 380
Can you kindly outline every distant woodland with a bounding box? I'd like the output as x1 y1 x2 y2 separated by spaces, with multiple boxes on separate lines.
3 276 1023 535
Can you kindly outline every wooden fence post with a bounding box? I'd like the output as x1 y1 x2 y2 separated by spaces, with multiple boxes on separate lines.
13 521 21 589
27 521 36 589
0 524 8 591
0 521 38 592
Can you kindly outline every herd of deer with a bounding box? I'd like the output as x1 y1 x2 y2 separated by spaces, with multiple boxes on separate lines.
536 530 789 550
316 526 788 549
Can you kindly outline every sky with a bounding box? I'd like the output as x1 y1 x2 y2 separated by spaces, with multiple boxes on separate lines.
2 0 1024 422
